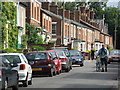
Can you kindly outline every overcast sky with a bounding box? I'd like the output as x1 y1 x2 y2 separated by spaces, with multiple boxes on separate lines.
107 0 120 7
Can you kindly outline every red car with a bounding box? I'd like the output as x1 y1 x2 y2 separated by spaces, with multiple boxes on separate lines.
108 50 120 64
48 50 62 74
25 51 56 77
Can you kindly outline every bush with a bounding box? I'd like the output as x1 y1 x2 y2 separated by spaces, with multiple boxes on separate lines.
32 46 46 51
2 48 17 53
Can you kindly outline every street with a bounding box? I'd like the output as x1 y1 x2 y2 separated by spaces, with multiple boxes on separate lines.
20 60 119 89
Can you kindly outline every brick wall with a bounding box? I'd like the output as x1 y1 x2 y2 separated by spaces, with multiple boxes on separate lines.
26 1 41 26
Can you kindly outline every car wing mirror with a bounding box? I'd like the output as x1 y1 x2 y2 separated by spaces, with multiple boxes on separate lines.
10 63 18 67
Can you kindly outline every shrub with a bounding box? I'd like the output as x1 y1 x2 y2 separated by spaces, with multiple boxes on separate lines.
32 46 46 51
2 48 17 53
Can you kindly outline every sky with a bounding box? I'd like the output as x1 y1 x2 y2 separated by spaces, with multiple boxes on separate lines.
107 0 120 7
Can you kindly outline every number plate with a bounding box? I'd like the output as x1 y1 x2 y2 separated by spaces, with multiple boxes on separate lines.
32 68 42 71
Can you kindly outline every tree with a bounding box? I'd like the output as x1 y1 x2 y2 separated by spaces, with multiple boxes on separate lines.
57 2 86 11
104 7 120 49
87 2 107 19
26 23 43 44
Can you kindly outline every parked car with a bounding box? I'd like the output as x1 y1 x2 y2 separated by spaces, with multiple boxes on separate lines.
51 47 72 70
0 53 32 87
69 50 84 66
25 51 56 77
108 50 120 64
48 50 62 74
52 50 71 72
0 56 18 90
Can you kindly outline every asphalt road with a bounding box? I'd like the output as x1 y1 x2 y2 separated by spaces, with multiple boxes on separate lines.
20 60 119 90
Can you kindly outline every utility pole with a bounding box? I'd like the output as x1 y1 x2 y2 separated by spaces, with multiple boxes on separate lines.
114 23 117 49
61 1 65 45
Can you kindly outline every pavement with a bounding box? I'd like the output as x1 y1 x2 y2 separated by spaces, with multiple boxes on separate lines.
19 60 119 90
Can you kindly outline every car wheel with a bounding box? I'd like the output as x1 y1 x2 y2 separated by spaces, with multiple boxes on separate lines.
65 67 70 72
53 67 57 76
2 79 8 90
108 61 110 64
12 82 18 90
28 77 32 85
80 63 84 67
57 70 60 75
23 75 28 87
49 69 53 77
70 66 72 70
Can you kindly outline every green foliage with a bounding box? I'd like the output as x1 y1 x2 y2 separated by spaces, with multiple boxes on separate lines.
104 7 120 49
57 2 86 11
32 46 46 51
26 23 44 44
48 41 55 44
21 35 28 49
88 2 107 19
2 48 17 53
1 2 17 49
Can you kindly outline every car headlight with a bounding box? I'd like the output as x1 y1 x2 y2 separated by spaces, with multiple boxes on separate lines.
76 59 81 61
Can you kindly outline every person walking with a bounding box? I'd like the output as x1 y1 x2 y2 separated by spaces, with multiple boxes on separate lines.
91 49 95 60
97 45 109 72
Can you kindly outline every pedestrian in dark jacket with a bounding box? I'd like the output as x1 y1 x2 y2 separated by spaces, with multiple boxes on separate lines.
91 49 95 60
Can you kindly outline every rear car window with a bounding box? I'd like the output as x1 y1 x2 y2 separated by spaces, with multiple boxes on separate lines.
110 50 120 55
49 52 58 59
69 51 81 56
26 53 47 60
3 55 21 63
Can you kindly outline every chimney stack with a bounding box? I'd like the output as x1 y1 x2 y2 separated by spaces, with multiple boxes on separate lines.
42 2 50 10
64 10 70 19
58 8 63 16
70 11 75 21
90 10 94 19
74 10 81 22
50 5 58 14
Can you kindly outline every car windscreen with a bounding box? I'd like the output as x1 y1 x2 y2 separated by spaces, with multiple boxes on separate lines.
55 51 65 56
69 51 81 56
52 49 69 57
3 55 21 63
49 52 58 59
110 50 120 55
26 53 47 60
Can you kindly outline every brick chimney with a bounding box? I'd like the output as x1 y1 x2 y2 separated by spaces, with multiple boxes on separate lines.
64 10 70 19
58 8 63 16
74 10 80 22
70 11 75 21
42 2 50 10
86 9 90 19
90 10 94 19
79 6 86 14
50 5 58 15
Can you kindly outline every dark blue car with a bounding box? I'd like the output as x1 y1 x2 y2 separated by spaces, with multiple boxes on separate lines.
0 56 18 90
69 50 84 67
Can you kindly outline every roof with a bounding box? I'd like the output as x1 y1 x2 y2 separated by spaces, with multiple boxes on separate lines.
101 32 111 36
41 8 95 31
41 8 112 37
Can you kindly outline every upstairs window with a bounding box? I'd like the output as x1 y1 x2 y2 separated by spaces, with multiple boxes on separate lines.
52 22 57 35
